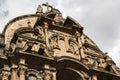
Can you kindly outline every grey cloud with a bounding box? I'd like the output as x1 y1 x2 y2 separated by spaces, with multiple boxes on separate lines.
58 0 120 51
0 0 6 7
55 0 120 66
0 10 9 17
81 0 120 51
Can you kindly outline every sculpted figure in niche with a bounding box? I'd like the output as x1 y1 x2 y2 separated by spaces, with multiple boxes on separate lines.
35 26 45 40
50 36 59 49
67 41 75 54
104 52 115 65
68 42 74 53
54 13 64 25
22 41 34 52
98 59 106 68
93 58 99 68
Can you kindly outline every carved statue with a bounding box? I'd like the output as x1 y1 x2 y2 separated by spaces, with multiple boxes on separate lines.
67 41 75 53
105 52 114 64
36 26 45 40
36 5 43 14
54 13 64 25
22 41 34 52
93 59 99 68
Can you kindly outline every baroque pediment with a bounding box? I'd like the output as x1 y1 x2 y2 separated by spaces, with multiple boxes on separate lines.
0 3 120 80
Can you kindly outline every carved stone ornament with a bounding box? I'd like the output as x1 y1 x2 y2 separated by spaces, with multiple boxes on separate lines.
0 2 120 80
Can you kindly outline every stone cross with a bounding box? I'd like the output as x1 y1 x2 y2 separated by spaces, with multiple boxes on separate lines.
42 2 53 12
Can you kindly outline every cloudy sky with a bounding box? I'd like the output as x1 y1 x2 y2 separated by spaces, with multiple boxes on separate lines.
0 0 120 67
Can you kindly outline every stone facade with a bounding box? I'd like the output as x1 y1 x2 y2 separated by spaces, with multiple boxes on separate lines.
0 3 120 80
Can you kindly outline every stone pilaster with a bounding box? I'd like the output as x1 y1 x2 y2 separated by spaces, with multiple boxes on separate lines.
19 58 27 80
43 64 56 80
65 37 69 51
75 31 85 59
1 65 10 80
44 22 50 49
11 63 19 80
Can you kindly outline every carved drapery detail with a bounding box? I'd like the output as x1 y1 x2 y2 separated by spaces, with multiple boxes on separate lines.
35 25 45 40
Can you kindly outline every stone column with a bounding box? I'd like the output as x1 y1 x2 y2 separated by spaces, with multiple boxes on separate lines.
19 58 27 80
92 75 97 80
11 63 19 80
44 22 50 49
52 69 56 80
65 37 69 51
43 64 56 80
75 31 85 59
1 65 10 80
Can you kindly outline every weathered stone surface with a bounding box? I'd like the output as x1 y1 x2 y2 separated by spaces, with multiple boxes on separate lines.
0 2 120 80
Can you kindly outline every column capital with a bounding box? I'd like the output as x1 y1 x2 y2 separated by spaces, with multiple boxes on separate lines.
19 63 27 75
1 65 10 80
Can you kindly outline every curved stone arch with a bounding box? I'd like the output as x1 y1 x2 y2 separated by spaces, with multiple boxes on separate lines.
3 14 39 49
57 68 85 80
8 27 46 54
26 69 42 80
2 14 39 35
57 56 89 72
65 68 87 80
10 27 35 45
56 57 89 80
15 27 34 35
